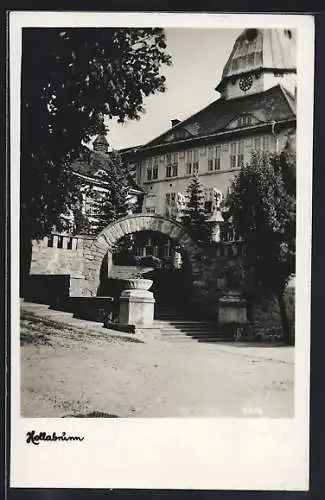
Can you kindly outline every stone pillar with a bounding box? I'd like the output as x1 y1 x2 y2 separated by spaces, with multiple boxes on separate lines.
62 236 68 249
53 235 59 248
71 238 78 250
218 292 247 324
119 288 155 327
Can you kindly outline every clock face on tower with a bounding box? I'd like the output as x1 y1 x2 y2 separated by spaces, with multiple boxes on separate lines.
239 74 253 92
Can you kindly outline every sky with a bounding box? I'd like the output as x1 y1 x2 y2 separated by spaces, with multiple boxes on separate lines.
104 28 241 150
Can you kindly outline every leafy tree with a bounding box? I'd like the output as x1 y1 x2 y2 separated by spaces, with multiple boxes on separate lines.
181 173 209 242
227 150 296 345
20 27 171 293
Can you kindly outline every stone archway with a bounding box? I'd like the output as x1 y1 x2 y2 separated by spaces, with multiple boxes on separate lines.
82 214 201 297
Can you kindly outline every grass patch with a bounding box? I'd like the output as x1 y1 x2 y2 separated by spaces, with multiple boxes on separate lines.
20 310 144 346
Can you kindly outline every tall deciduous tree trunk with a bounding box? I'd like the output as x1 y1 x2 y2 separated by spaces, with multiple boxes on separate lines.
277 288 293 345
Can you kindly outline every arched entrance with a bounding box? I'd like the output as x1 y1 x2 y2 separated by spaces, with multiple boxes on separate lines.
82 214 201 297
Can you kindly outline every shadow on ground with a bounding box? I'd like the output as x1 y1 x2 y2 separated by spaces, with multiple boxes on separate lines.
63 411 119 418
224 341 289 348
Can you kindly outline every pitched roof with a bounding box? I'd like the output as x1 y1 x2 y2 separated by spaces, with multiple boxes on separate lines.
142 84 296 150
69 147 143 192
93 134 109 146
220 29 296 83
69 147 111 178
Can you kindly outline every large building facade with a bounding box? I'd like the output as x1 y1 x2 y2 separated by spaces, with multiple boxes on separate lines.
29 28 297 286
130 28 296 226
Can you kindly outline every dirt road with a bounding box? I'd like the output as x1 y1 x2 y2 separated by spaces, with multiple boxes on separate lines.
20 304 294 418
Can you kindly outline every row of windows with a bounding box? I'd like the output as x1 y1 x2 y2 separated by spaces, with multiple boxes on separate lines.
144 136 271 180
135 243 173 258
143 136 270 167
145 186 229 217
146 201 225 218
237 115 252 127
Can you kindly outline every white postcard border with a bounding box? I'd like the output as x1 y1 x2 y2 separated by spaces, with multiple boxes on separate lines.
10 12 314 490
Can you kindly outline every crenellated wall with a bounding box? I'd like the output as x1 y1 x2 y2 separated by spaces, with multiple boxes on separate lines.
30 233 92 298
30 234 87 276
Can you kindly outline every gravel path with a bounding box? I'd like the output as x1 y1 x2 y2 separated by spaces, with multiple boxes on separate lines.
20 303 294 418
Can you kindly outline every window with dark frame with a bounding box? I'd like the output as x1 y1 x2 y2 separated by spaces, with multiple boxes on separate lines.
215 145 221 170
193 149 199 173
204 200 213 213
237 140 244 167
146 158 153 181
186 150 193 175
230 142 237 168
238 115 252 128
208 146 214 171
172 152 178 177
165 153 172 178
153 157 159 179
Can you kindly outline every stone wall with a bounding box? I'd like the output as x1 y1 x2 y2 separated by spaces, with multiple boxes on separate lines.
29 220 294 329
82 214 201 297
190 242 245 319
30 234 89 298
30 234 85 276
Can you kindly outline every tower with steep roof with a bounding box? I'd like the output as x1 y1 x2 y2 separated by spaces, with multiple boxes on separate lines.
118 26 297 248
93 134 109 154
215 28 296 100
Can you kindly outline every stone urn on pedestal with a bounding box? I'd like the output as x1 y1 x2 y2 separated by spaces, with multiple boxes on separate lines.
118 278 155 328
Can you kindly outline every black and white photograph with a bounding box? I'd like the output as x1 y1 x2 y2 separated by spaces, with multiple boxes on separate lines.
10 12 313 490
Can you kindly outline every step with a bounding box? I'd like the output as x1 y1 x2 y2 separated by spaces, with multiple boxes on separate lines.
159 328 230 334
153 324 224 330
161 337 232 343
160 329 232 336
154 319 220 328
161 335 231 341
160 335 232 343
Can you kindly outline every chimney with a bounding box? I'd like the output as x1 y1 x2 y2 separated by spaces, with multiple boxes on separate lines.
171 119 181 128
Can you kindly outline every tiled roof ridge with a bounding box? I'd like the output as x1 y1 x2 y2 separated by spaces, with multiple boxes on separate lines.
141 84 294 150
70 146 141 190
279 84 296 116
142 97 224 148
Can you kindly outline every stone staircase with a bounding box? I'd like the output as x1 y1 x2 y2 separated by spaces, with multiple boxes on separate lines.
153 305 234 343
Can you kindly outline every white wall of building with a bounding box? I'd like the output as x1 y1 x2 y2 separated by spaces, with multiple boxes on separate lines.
138 129 291 216
223 72 296 100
